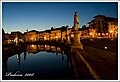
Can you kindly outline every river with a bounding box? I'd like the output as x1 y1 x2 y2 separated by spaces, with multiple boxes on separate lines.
2 44 75 80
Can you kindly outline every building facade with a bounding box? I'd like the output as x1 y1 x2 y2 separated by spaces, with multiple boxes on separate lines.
24 26 72 42
88 15 118 38
4 31 24 44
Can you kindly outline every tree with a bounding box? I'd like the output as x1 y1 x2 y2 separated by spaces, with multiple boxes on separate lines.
2 28 5 38
2 28 5 34
2 28 6 41
82 25 87 29
51 27 54 30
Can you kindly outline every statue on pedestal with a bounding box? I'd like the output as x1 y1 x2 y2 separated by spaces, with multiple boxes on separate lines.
73 11 79 31
71 11 83 51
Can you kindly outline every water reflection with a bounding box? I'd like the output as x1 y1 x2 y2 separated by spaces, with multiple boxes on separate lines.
62 50 64 61
2 44 75 80
23 51 27 61
27 44 62 54
17 54 21 66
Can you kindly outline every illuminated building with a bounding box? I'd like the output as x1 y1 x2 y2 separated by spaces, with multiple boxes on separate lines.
88 15 118 38
24 26 72 42
24 30 38 42
108 19 118 38
4 31 24 44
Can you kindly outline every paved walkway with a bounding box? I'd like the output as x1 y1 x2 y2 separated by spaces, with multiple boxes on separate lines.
68 50 94 79
75 46 117 80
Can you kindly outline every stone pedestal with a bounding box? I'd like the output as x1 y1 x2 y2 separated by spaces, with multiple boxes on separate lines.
71 31 83 51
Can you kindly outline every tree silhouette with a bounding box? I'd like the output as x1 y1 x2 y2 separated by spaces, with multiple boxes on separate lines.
51 27 54 30
82 25 87 29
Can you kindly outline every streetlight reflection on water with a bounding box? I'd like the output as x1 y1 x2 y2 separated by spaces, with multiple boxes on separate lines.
27 44 62 54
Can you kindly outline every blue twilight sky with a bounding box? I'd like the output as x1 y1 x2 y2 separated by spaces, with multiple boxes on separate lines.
2 2 118 33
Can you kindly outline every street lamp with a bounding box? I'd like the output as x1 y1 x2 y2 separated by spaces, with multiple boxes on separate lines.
44 36 46 40
89 32 93 38
55 36 58 39
31 38 33 40
89 32 92 35
71 34 74 38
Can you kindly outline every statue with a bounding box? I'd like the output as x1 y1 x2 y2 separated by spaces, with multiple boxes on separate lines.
73 11 79 31
71 11 83 51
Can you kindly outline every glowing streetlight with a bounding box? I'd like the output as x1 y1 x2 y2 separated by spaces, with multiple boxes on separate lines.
89 32 92 35
55 36 58 39
31 44 34 47
71 34 74 38
44 36 46 40
45 45 47 48
106 33 109 35
104 46 107 49
110 30 113 33
31 38 33 40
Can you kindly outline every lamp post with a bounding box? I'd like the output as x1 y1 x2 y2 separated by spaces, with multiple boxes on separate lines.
44 36 46 41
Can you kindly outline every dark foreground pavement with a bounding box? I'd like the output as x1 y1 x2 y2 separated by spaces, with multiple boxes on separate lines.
75 46 117 80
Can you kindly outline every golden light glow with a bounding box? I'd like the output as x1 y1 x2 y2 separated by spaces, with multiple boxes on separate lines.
8 40 11 43
68 36 69 39
98 33 100 36
89 32 92 35
44 36 46 40
31 38 33 40
110 30 113 33
14 37 18 42
30 44 37 50
102 33 105 36
104 47 107 49
55 36 58 38
106 33 109 35
31 44 34 47
45 45 47 48
71 34 74 37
